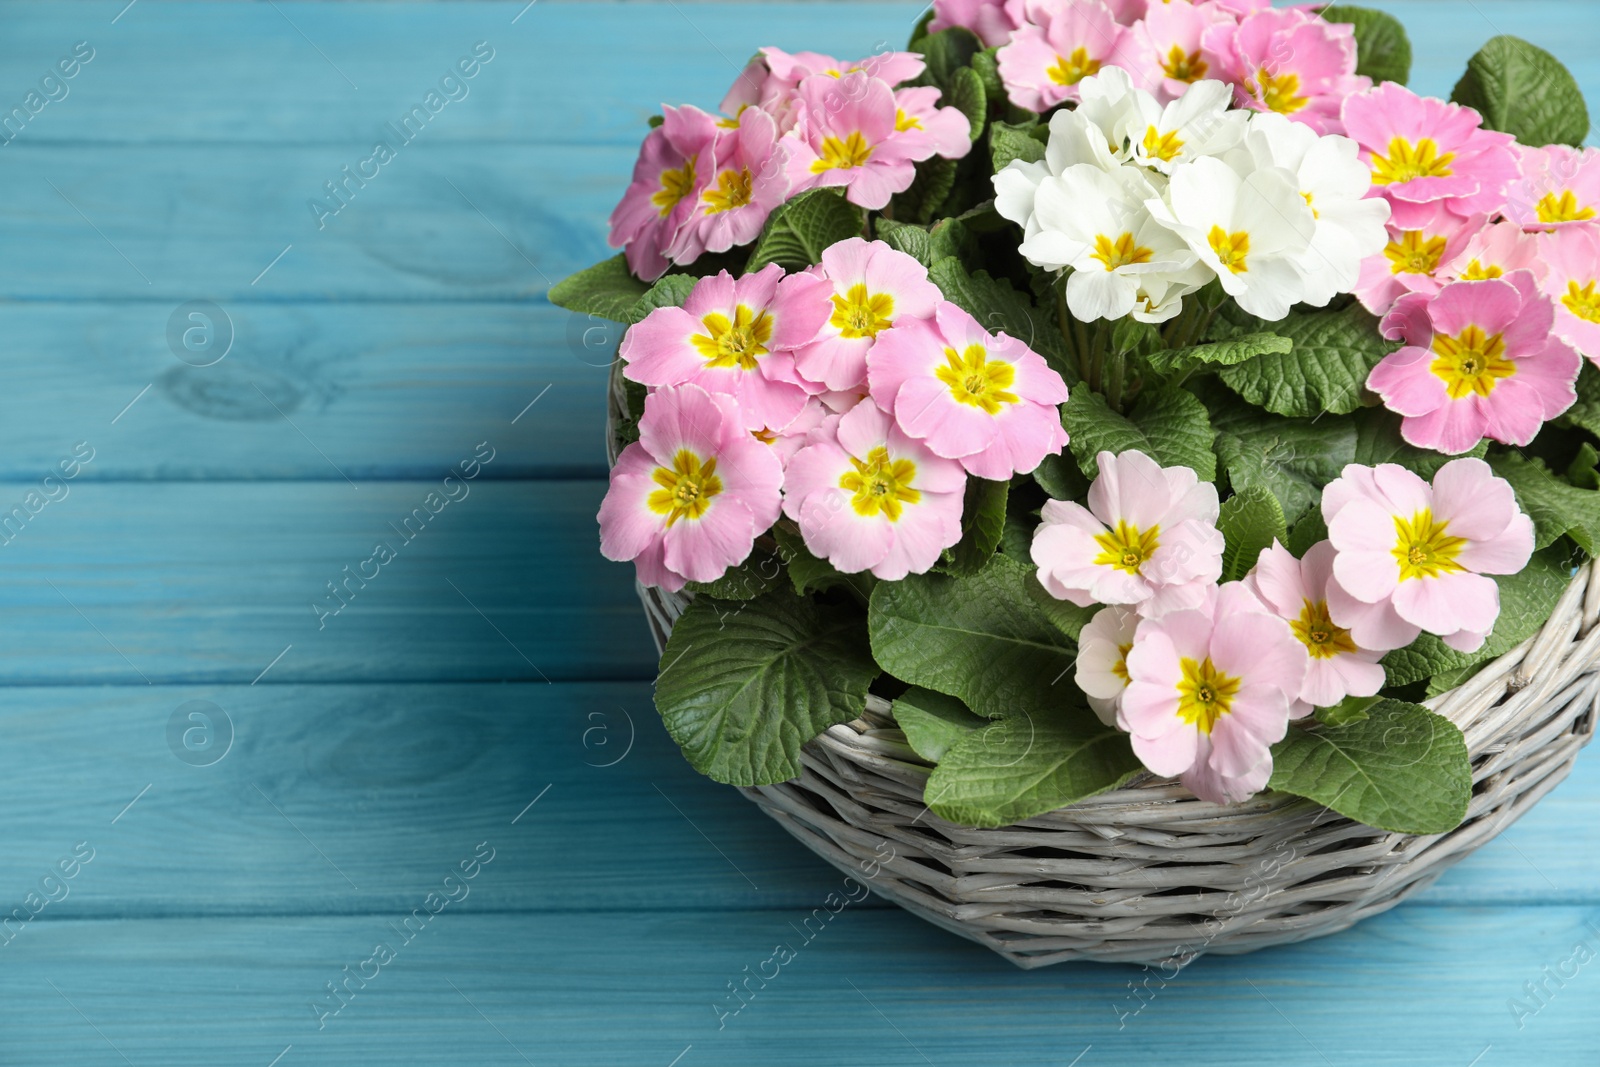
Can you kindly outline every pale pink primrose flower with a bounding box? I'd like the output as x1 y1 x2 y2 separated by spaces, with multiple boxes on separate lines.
1244 540 1385 715
1539 226 1600 363
1119 581 1309 805
782 399 967 580
1368 274 1579 454
793 238 943 393
1030 449 1223 616
619 265 833 433
1108 0 1227 102
1505 145 1600 232
996 0 1125 113
1203 6 1368 135
1440 219 1547 288
929 0 1024 48
1324 459 1534 653
1353 203 1486 315
751 396 829 469
598 384 785 592
891 85 976 162
721 48 927 133
667 107 791 263
1076 604 1141 725
1340 83 1517 226
784 72 922 210
868 301 1070 479
607 105 719 281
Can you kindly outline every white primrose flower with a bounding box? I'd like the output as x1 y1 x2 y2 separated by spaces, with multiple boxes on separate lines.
1021 163 1201 322
1147 155 1317 321
1224 112 1390 307
1125 79 1248 174
994 107 1120 242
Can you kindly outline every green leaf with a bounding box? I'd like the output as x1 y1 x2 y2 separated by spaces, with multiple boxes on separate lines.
684 552 783 600
1426 661 1489 699
624 272 698 324
947 65 987 141
1144 332 1292 374
656 592 879 785
1315 693 1381 727
1451 35 1589 148
547 254 650 321
1558 362 1600 437
771 525 876 602
1023 570 1096 641
918 26 982 89
1488 451 1600 554
1268 700 1470 834
892 687 988 762
943 477 1009 575
1569 442 1600 491
1352 406 1487 480
1032 451 1086 500
1213 406 1357 527
1381 547 1570 686
989 119 1046 171
891 156 961 225
928 257 1075 382
1217 486 1286 582
970 47 1004 103
1063 386 1216 481
869 554 1079 720
874 218 935 266
745 189 864 272
1319 5 1412 85
1217 305 1394 417
1287 507 1329 557
924 712 1142 827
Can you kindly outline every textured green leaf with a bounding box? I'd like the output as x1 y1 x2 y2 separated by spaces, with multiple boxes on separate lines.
684 552 783 601
771 525 876 602
1319 5 1412 85
874 218 935 266
1352 406 1487 480
656 593 879 785
624 272 698 324
1144 332 1292 374
1314 693 1381 727
547 254 650 321
1489 451 1600 554
1426 661 1490 699
918 26 982 89
869 554 1079 720
947 65 987 141
989 119 1046 171
892 687 988 762
1032 451 1087 500
1287 507 1330 557
1569 442 1600 491
928 257 1075 382
1218 305 1394 417
1558 362 1600 437
1064 386 1215 481
925 713 1142 827
1218 486 1286 582
1023 570 1096 641
1451 35 1589 147
1268 700 1470 833
942 477 1009 575
1381 548 1570 686
970 47 1004 103
892 156 962 225
746 189 864 272
1213 406 1356 527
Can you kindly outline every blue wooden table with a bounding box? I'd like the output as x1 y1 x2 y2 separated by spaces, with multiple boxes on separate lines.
0 2 1595 1063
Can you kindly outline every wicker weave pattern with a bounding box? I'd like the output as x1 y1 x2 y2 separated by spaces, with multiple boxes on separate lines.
607 366 1600 967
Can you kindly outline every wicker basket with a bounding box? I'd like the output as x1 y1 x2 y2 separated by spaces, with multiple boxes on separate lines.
606 365 1600 967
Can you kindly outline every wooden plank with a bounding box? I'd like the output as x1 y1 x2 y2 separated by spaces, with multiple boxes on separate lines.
0 481 659 683
0 302 616 480
1 906 1596 1065
0 2 1591 146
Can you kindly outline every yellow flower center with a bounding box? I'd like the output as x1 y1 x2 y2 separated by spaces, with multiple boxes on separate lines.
1430 323 1514 399
1537 189 1596 224
1047 47 1101 87
1302 190 1318 219
1092 520 1161 576
1291 599 1358 660
839 446 920 522
1384 230 1449 276
647 450 723 527
1091 232 1155 271
651 155 697 217
1564 280 1600 323
702 167 754 213
1161 44 1207 83
934 344 1019 415
1250 67 1307 114
1459 258 1502 281
894 109 922 132
830 283 896 339
1176 657 1242 735
1142 125 1185 163
1110 642 1134 684
1370 136 1455 186
811 132 874 173
1392 509 1467 582
1208 225 1250 273
690 304 773 371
